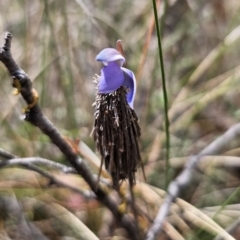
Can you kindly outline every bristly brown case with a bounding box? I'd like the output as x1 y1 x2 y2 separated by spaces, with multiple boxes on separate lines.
92 86 141 190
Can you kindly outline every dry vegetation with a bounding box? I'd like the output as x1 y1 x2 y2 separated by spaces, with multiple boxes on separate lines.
1 0 240 239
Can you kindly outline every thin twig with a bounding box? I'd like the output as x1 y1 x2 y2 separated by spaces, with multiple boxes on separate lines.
0 148 77 173
0 158 95 199
0 149 111 184
0 156 74 172
0 148 17 159
146 122 240 240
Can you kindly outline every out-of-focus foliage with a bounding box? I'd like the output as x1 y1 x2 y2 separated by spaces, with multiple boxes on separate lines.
1 0 240 239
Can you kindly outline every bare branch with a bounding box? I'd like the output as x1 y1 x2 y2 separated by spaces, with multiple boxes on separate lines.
0 148 111 185
0 32 140 240
0 153 111 185
146 123 240 240
0 149 95 198
0 148 17 159
0 156 73 172
0 148 77 173
0 159 95 199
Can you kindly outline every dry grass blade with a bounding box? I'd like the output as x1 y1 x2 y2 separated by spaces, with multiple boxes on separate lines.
28 199 100 240
170 68 240 132
136 0 161 81
78 141 110 179
168 213 193 236
147 131 162 163
170 24 240 113
214 218 240 240
163 221 185 240
178 200 235 240
168 65 240 123
50 203 100 240
149 185 236 239
145 131 162 176
162 155 240 171
133 182 163 207
183 210 235 240
203 209 239 221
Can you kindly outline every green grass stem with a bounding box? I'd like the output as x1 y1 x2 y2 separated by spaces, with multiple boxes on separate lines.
152 0 170 189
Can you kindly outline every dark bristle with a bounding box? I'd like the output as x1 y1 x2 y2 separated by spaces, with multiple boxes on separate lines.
92 86 142 190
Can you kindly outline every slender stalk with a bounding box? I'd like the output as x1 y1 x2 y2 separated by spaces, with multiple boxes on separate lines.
152 0 170 188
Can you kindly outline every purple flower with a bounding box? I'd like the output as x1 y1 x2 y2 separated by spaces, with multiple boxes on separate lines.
95 48 136 109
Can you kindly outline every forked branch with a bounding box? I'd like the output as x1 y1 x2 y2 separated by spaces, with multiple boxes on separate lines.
0 32 140 240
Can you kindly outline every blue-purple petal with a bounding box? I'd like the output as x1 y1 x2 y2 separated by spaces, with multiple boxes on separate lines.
96 48 125 66
121 67 136 109
98 62 124 93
